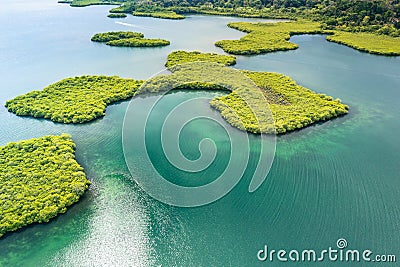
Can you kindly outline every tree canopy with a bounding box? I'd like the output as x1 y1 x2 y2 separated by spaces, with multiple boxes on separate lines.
0 134 91 237
6 75 144 124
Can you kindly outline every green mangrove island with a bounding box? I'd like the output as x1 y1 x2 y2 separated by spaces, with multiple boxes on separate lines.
91 31 170 47
5 52 348 133
5 75 143 124
165 51 237 68
107 13 127 18
0 134 90 238
154 52 349 134
221 71 349 134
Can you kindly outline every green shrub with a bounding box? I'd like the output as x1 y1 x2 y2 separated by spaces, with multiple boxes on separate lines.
0 134 90 237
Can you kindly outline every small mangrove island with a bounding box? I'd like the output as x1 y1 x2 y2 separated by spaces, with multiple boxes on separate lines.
5 75 143 124
165 51 237 68
0 134 90 237
91 31 170 47
107 13 127 18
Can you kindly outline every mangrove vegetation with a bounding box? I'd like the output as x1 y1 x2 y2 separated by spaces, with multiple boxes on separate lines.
107 13 127 18
132 11 185 20
215 20 400 56
5 75 143 124
63 0 400 56
91 31 144 42
5 56 348 132
91 31 170 47
165 51 237 68
326 31 400 56
215 20 325 55
0 134 90 237
145 62 349 134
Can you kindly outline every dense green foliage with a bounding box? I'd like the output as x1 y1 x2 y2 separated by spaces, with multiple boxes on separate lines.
91 31 144 42
0 134 90 237
5 76 143 124
96 0 400 36
215 20 324 55
107 38 170 47
232 71 348 133
215 20 400 56
91 31 170 47
133 11 185 19
165 51 237 67
327 31 400 56
107 13 127 18
210 71 348 134
144 62 348 134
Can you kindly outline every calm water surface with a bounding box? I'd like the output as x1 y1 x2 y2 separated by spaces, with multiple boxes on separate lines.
0 0 399 266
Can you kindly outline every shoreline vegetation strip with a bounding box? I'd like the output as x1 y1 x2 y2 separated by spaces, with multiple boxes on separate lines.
0 134 91 238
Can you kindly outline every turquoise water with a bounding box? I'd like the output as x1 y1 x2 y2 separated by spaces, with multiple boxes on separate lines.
1 0 400 266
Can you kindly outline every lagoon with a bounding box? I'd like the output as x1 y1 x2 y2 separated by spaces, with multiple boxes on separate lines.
0 0 400 266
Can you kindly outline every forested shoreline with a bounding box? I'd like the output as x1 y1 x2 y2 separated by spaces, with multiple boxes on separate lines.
66 0 400 36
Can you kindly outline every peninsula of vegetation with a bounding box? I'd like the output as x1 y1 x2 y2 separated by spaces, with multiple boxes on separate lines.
161 52 349 134
216 71 349 134
5 75 143 124
91 31 170 47
326 31 400 55
215 20 324 55
165 51 237 68
0 134 90 238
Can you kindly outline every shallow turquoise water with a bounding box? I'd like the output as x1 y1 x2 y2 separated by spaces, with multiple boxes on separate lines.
0 0 400 266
